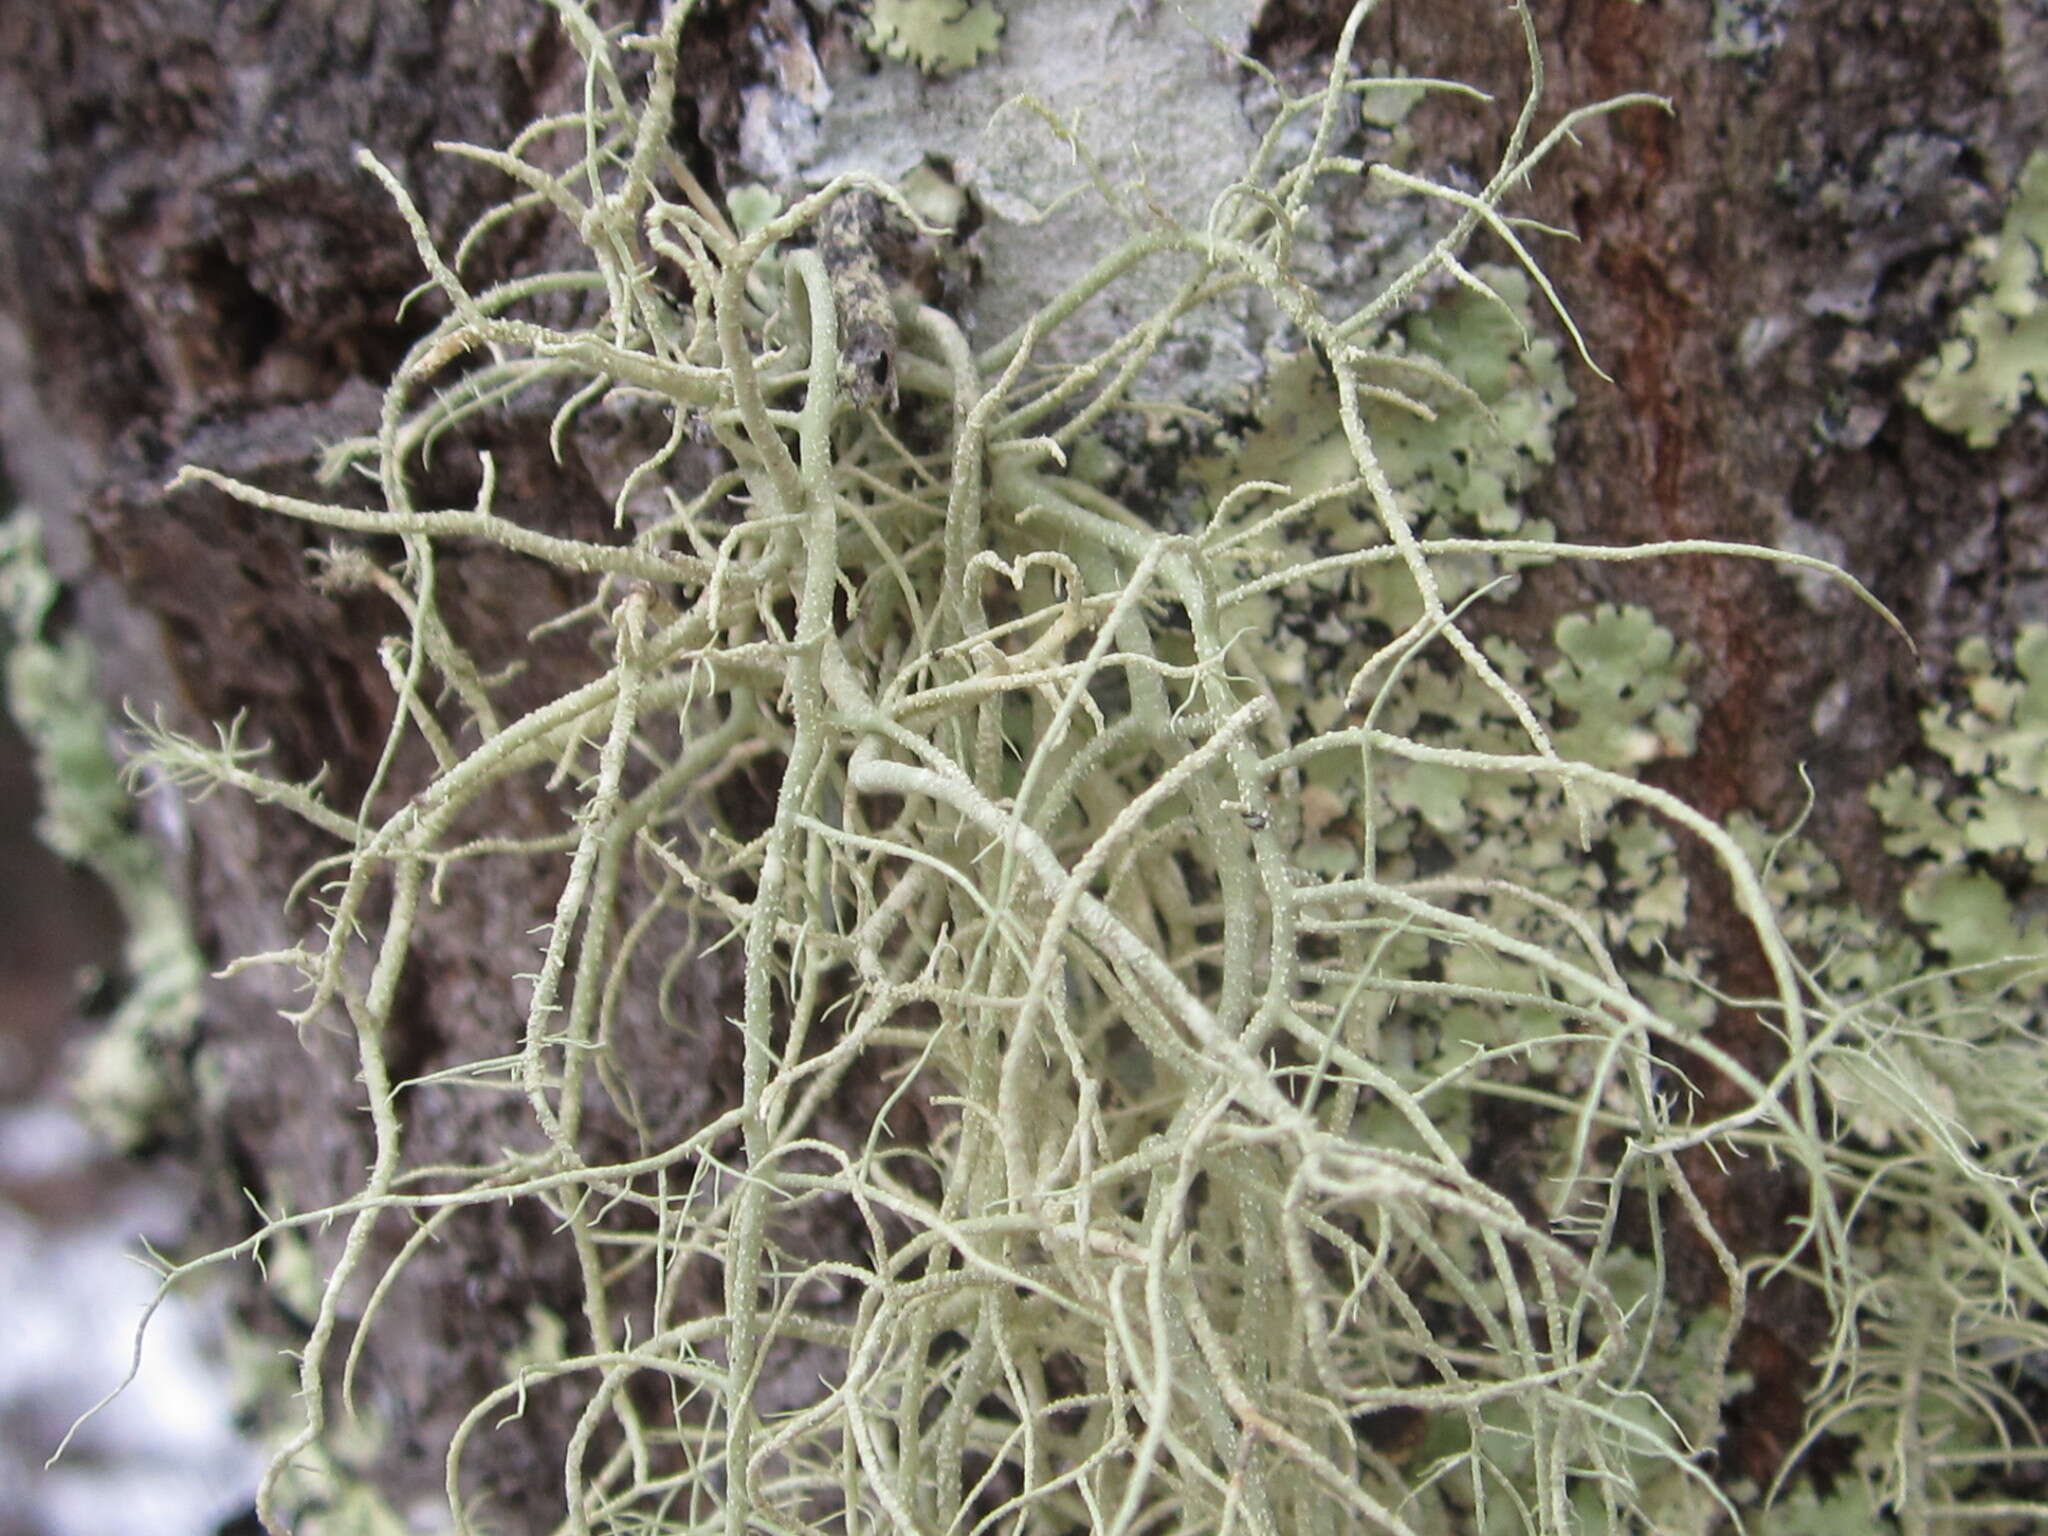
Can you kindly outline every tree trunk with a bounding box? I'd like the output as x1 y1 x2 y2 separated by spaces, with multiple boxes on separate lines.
3 1 2043 1531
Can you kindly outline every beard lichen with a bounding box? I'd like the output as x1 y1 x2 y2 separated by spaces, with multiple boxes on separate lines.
57 2 2048 1534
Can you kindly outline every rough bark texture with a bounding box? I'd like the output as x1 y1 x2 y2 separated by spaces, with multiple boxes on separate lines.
1297 0 2048 1490
3 0 2043 1523
0 2 726 1524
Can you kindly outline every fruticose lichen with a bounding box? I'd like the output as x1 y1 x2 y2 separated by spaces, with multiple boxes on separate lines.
1903 150 2048 448
53 3 2048 1534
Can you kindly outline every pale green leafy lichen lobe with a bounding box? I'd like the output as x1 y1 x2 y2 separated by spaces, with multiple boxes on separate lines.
863 0 1004 75
1904 150 2048 447
1544 603 1699 770
1870 622 2048 976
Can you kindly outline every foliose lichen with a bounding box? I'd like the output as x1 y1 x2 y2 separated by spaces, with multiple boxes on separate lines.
0 510 204 1150
1869 623 2048 976
862 0 1004 75
1903 150 2048 447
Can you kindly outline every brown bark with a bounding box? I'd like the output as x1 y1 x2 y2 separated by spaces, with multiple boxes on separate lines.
3 0 2043 1522
1284 0 2048 1492
0 2 721 1524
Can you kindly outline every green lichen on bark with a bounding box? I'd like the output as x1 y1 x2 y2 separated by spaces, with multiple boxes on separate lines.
1868 624 2048 986
1903 150 2048 447
56 3 2048 1535
863 0 1004 75
0 510 204 1149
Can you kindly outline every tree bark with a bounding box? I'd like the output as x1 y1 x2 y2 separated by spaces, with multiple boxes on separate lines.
3 0 2043 1526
